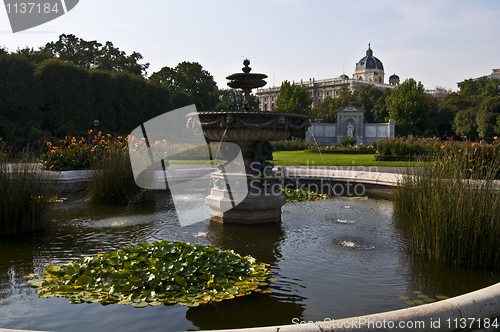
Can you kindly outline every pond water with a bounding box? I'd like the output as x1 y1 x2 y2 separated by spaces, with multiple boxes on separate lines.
1 194 499 331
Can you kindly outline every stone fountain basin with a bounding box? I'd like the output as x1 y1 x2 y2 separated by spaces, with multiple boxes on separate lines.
193 111 311 142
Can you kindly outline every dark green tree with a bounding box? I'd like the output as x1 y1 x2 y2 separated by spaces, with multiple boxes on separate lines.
458 77 500 103
310 96 337 122
476 96 500 137
35 58 93 137
454 107 478 138
371 88 392 123
275 80 313 115
14 47 53 64
386 78 435 136
149 61 217 111
0 54 44 147
44 34 149 76
215 89 258 111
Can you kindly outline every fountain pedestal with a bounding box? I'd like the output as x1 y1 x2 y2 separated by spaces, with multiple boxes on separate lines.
189 60 311 224
205 173 285 224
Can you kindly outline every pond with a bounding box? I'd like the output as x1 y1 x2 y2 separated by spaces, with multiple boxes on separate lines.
1 194 499 331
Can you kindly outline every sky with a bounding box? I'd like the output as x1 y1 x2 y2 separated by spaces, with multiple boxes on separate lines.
1 0 499 92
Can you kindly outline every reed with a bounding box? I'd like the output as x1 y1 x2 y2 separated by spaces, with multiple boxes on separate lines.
393 156 500 269
87 148 155 206
0 160 54 235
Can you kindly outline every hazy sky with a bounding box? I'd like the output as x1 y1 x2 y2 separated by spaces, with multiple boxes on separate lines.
1 0 499 91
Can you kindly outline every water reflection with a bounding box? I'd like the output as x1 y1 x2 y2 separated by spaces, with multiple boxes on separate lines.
0 195 498 331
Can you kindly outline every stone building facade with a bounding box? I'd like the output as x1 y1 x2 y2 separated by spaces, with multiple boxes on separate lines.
256 45 399 110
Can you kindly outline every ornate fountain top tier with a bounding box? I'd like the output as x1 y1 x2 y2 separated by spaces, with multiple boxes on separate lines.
187 59 311 142
226 59 268 90
226 59 267 111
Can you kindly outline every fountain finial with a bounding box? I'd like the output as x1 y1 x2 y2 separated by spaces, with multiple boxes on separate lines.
227 59 268 111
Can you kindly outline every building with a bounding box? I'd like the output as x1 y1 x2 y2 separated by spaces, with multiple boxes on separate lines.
472 68 500 81
256 44 399 110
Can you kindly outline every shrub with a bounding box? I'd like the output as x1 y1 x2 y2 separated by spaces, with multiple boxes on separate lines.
271 137 311 151
305 145 376 154
340 134 357 146
40 130 128 171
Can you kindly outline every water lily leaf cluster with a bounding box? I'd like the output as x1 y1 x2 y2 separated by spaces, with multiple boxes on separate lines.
283 188 328 202
26 241 270 308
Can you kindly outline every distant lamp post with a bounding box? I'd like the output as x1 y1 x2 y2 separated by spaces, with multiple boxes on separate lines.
94 119 99 128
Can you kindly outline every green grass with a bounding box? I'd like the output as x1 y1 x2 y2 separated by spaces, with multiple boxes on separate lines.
272 151 427 167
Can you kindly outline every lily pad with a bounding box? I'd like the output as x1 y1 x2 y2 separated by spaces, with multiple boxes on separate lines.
26 240 271 308
436 295 449 300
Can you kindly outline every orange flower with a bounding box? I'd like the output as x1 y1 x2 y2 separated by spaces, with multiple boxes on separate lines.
117 136 122 140
107 134 111 137
458 150 462 153
468 159 473 163
495 136 498 140
440 145 445 149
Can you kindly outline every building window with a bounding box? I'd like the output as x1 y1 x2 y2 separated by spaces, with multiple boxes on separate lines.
264 103 268 111
264 97 268 101
272 96 275 101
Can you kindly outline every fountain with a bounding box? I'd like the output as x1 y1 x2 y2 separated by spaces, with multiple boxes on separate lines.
188 60 311 224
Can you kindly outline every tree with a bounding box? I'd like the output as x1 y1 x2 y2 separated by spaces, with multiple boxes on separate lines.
149 61 217 111
215 89 258 111
310 96 337 122
14 47 52 64
476 96 500 137
454 107 478 138
274 80 313 115
44 34 149 76
35 58 93 137
371 88 392 123
0 54 43 146
458 77 500 103
386 78 434 136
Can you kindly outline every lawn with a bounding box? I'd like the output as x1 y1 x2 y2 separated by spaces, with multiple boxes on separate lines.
272 151 425 167
170 151 424 167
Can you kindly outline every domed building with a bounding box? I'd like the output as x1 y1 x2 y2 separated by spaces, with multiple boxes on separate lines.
256 44 399 110
389 73 400 86
354 44 385 83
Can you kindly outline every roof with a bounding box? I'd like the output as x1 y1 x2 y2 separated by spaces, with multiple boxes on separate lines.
355 45 384 71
